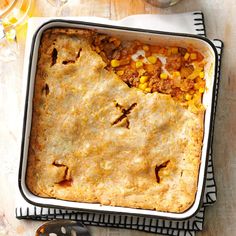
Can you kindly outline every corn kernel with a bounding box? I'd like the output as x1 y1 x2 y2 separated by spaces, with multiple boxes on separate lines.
173 71 181 77
199 88 205 93
190 53 197 60
111 59 120 67
184 53 190 61
185 94 192 101
199 71 205 78
160 73 168 79
171 47 178 54
117 70 124 76
145 88 151 92
143 45 149 51
138 83 148 90
140 76 149 83
135 61 143 68
147 56 157 64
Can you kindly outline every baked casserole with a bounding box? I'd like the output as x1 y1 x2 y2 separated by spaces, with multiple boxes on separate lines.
26 28 206 213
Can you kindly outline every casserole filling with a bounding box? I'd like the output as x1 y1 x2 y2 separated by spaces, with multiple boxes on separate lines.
92 34 206 113
26 28 205 213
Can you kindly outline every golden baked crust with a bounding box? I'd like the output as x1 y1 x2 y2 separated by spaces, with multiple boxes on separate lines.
26 28 204 213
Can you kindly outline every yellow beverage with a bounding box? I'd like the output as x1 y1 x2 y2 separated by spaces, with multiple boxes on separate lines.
0 0 32 61
0 0 32 31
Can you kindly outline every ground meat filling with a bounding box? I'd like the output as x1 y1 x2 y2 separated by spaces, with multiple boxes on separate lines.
92 34 206 111
166 54 183 71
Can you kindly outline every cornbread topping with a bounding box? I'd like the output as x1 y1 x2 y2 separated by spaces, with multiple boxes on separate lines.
26 28 205 213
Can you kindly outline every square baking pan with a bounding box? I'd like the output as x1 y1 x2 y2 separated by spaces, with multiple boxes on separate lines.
18 19 218 220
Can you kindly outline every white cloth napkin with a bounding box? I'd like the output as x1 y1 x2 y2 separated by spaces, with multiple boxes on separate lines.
16 12 223 236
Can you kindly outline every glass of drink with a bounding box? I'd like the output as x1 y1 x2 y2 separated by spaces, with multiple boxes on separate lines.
0 0 32 61
145 0 182 8
47 0 69 16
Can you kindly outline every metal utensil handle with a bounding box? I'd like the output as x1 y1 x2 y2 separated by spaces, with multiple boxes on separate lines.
36 220 91 236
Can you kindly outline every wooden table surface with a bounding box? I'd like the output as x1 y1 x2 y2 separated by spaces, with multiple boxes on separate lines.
0 0 235 235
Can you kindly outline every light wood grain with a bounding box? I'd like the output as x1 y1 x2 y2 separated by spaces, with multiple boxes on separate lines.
0 0 236 235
